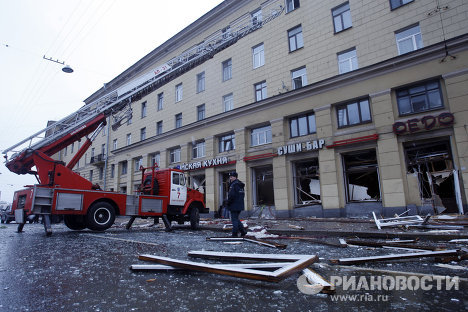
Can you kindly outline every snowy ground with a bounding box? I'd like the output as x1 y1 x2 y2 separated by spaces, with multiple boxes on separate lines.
0 221 466 312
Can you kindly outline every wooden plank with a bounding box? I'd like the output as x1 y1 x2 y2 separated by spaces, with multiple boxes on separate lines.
345 239 441 251
302 268 335 294
206 237 287 249
330 249 460 265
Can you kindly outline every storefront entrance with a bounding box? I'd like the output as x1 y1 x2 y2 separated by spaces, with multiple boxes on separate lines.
252 166 275 218
404 139 462 214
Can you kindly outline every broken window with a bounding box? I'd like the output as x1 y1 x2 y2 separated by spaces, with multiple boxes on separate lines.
253 166 275 206
293 159 320 205
343 150 381 202
404 140 458 213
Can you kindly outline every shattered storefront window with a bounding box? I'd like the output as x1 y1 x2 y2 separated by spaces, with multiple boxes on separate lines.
404 140 458 213
293 159 320 205
253 166 275 206
343 150 381 202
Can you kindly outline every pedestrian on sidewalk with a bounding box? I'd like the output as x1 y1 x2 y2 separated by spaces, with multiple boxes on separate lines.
227 171 247 237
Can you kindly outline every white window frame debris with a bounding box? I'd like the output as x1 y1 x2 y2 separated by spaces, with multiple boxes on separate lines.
372 211 424 230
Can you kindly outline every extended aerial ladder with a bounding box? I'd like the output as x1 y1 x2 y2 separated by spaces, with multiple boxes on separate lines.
3 1 284 170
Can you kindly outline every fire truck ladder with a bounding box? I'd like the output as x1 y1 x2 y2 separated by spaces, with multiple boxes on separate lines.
3 1 284 164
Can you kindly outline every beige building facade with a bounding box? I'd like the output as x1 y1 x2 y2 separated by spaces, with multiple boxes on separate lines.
59 0 468 218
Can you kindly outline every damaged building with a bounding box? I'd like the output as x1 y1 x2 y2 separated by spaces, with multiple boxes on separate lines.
57 0 468 218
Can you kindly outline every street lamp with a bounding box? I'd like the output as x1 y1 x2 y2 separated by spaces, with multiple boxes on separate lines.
43 55 74 73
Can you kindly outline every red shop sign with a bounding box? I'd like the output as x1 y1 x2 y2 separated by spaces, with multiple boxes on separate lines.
393 112 455 135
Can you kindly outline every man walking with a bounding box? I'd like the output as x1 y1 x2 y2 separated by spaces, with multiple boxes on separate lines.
226 172 247 237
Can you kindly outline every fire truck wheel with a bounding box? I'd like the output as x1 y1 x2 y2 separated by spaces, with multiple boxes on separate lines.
87 202 115 231
190 207 200 230
64 215 87 230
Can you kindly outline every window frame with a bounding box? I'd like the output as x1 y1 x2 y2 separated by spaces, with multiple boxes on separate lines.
134 157 143 172
223 93 233 112
254 81 267 102
126 133 132 146
175 113 183 129
338 48 358 74
291 67 307 89
332 2 352 33
288 25 304 52
285 0 300 13
121 161 128 175
396 80 444 116
252 43 265 69
140 127 146 141
222 59 232 82
175 83 183 102
157 92 164 111
336 98 372 128
197 71 205 93
290 112 316 138
395 24 423 55
251 125 272 147
141 101 147 118
156 121 163 135
197 104 205 121
389 0 413 10
170 147 181 164
219 133 236 153
192 141 206 159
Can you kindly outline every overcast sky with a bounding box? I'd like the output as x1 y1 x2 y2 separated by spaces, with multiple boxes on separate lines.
0 0 223 202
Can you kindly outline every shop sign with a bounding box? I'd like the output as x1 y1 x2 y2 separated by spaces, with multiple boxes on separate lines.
393 112 455 135
180 156 230 170
277 139 325 156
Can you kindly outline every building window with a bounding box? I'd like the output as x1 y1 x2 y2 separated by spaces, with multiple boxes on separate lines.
99 167 104 180
219 133 235 152
390 0 413 10
140 127 146 141
101 144 106 157
337 98 372 128
134 157 143 172
170 147 181 163
157 92 164 111
223 93 233 112
121 161 128 175
64 146 67 156
151 153 160 167
254 81 267 102
157 121 163 135
252 43 265 69
343 150 381 202
127 114 132 125
197 104 205 121
113 139 117 150
338 48 358 74
253 166 275 206
175 83 183 102
89 170 93 183
141 101 147 118
251 125 272 146
290 113 316 137
288 25 303 52
222 59 232 81
286 0 300 13
332 2 352 33
126 134 132 146
251 8 262 25
396 24 423 55
110 164 115 178
294 159 320 205
291 67 307 89
175 113 182 129
396 80 443 115
71 143 74 153
197 72 205 93
193 141 205 159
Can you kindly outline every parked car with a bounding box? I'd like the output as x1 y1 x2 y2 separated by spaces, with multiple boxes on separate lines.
0 203 14 224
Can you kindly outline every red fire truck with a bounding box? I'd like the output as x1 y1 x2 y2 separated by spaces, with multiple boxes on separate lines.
4 113 208 235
